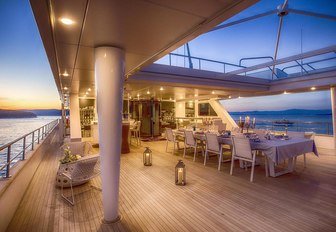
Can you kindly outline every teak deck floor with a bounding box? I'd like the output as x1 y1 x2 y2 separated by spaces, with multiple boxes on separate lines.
7 140 336 232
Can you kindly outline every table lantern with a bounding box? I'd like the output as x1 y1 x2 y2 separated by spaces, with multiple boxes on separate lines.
175 160 186 185
143 147 152 166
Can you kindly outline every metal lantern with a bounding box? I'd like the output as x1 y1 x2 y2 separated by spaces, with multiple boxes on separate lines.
175 160 186 185
143 147 152 166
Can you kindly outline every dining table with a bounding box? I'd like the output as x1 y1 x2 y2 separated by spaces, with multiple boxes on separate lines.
173 129 319 177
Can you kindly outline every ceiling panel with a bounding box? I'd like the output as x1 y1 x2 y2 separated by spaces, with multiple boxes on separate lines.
55 42 77 69
75 46 94 70
52 0 87 45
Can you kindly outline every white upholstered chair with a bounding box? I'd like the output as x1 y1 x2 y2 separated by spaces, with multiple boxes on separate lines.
165 128 182 154
204 133 223 171
230 135 257 182
213 119 226 132
130 120 141 146
61 154 100 205
183 130 204 161
288 131 315 168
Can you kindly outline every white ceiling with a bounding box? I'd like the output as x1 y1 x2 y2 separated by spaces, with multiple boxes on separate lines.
30 0 259 105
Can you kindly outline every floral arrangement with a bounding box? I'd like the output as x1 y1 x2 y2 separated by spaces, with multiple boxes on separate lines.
59 145 81 164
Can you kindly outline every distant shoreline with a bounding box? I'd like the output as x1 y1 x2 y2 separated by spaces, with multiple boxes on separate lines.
0 109 61 119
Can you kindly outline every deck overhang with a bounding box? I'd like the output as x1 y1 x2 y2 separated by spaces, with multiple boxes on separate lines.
30 0 259 104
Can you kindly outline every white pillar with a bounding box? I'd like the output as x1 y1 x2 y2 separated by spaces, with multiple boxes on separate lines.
194 100 199 118
69 93 81 141
95 47 124 223
175 101 185 118
331 87 336 149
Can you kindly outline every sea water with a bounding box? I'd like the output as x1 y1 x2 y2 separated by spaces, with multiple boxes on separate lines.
230 113 333 135
0 116 59 175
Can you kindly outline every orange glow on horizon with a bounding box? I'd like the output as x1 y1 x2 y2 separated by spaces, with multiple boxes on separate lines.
0 97 61 110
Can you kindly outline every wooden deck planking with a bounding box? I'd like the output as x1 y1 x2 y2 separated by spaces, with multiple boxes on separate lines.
6 140 336 232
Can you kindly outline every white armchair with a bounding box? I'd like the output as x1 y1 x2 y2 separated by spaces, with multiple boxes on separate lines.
60 154 100 205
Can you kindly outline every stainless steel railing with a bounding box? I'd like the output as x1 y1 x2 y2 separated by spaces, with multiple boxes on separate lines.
0 119 59 178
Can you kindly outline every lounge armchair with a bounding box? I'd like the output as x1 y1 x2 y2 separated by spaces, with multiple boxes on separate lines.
61 154 100 205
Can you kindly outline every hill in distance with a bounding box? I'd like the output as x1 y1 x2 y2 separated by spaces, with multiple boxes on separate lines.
27 109 62 116
0 109 37 118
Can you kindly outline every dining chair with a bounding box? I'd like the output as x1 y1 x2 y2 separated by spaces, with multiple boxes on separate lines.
183 130 204 161
204 133 223 171
230 135 257 182
213 119 226 132
130 121 141 146
288 131 314 168
165 128 182 154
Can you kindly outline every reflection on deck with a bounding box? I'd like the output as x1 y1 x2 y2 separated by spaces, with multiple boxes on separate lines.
7 140 336 231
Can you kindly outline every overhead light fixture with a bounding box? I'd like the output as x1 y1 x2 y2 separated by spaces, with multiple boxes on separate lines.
88 88 91 91
137 93 140 97
283 91 289 94
212 91 215 94
60 18 74 25
129 96 132 99
147 90 150 94
194 94 198 97
228 95 232 99
64 87 68 90
160 87 164 91
311 87 316 91
238 96 241 99
61 71 69 77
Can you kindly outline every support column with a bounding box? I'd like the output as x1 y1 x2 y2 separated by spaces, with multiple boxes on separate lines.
69 93 81 141
95 47 124 223
175 101 185 129
331 87 336 149
61 103 66 138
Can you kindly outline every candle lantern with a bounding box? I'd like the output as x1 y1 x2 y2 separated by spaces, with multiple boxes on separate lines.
175 160 186 185
143 147 152 166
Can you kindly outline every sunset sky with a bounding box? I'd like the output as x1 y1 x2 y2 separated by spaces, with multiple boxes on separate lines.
0 0 335 111
0 0 60 110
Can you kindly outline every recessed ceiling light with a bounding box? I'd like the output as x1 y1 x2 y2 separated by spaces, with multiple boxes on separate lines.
60 18 74 25
147 90 150 94
61 71 69 77
64 87 68 90
160 87 164 91
311 87 316 91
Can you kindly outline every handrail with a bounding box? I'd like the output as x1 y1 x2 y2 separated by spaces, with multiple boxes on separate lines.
169 53 245 72
239 56 274 66
281 56 336 73
0 119 59 178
